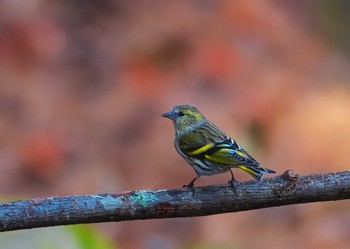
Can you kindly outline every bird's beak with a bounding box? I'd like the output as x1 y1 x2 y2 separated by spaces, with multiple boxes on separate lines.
161 111 175 120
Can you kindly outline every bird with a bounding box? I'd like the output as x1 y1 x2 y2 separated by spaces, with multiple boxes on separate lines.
162 104 276 188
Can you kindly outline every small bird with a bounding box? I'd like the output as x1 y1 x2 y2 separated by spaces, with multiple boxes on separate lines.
162 104 275 187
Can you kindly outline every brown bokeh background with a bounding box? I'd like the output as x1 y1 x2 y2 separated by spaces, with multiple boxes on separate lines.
1 1 350 248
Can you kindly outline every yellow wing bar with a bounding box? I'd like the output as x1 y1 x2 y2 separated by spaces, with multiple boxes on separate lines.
186 143 214 156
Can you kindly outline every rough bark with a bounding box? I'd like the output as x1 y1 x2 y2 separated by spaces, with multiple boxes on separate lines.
1 170 349 232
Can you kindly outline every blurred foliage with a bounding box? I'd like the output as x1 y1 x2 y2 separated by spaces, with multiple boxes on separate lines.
69 225 116 249
315 0 350 54
276 0 350 56
0 225 115 249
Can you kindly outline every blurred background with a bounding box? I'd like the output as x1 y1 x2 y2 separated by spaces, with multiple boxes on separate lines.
0 0 350 248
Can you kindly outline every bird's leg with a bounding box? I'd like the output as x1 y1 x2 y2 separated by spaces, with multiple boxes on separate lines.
228 169 236 184
228 170 238 193
183 176 199 188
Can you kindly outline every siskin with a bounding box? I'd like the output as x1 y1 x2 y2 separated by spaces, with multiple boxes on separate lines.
162 104 276 187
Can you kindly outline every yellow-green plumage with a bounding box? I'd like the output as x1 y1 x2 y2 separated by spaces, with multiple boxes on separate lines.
162 104 276 187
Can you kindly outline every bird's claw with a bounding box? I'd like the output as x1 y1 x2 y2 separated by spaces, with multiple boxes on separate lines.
183 183 194 188
228 179 238 194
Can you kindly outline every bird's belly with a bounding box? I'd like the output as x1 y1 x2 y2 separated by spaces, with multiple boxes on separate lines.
185 156 234 176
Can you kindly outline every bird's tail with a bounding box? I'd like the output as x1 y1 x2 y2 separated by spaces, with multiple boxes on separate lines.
238 165 276 182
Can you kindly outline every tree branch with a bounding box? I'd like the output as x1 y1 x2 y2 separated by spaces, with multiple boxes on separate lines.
1 170 349 232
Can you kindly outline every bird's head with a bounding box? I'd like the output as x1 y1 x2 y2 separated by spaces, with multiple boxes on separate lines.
162 104 206 134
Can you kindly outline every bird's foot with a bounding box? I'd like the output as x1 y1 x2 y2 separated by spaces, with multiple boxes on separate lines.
183 183 194 188
183 176 198 188
228 178 238 194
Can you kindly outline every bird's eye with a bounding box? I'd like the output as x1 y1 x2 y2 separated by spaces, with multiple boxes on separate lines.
179 111 185 116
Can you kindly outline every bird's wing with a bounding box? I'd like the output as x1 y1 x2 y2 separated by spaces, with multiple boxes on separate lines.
177 124 259 166
202 138 260 166
177 122 226 155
